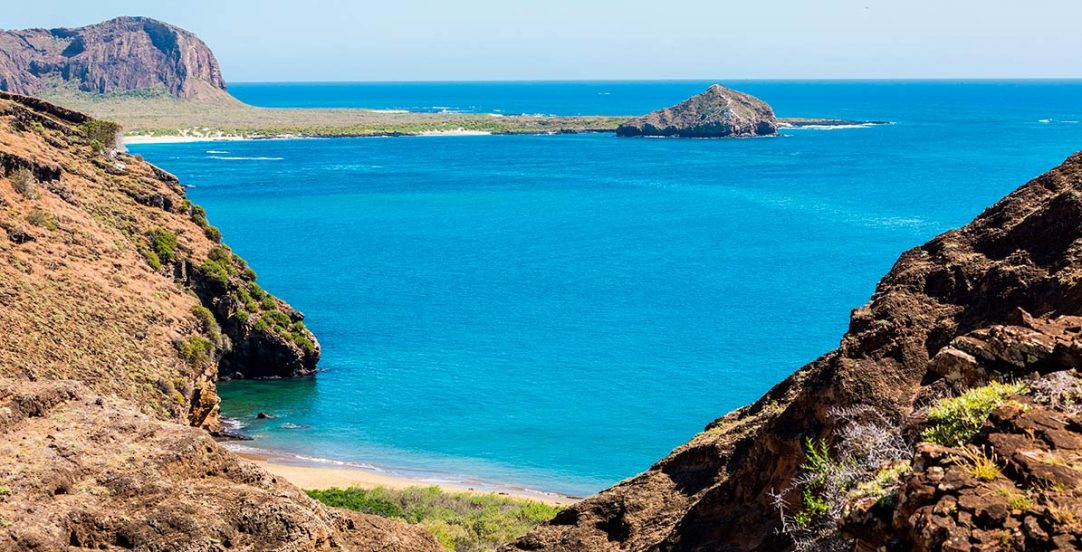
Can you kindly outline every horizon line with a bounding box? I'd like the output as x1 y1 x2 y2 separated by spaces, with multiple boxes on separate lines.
225 77 1082 85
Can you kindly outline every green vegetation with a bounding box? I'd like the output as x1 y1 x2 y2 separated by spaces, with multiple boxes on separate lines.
955 446 1002 482
998 487 1032 511
149 228 178 264
78 119 122 152
200 259 231 286
140 246 162 270
182 200 222 243
922 381 1028 447
306 486 562 551
26 208 58 230
177 335 213 364
794 438 834 527
43 91 626 139
9 167 38 199
190 305 221 343
850 461 911 502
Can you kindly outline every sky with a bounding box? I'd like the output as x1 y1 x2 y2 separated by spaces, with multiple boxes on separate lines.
5 1 1082 82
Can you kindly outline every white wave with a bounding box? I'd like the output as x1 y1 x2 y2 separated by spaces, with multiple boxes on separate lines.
1038 118 1053 124
209 156 284 161
788 123 881 131
206 150 229 154
293 454 381 471
220 417 248 431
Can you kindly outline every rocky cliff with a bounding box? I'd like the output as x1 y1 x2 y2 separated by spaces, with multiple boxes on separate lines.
0 94 437 550
0 17 227 100
0 91 317 432
509 153 1082 551
616 84 778 138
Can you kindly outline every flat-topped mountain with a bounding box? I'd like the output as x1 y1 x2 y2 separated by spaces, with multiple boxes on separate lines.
0 16 227 100
616 84 778 138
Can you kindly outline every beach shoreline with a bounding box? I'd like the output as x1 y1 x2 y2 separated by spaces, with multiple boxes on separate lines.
225 443 580 507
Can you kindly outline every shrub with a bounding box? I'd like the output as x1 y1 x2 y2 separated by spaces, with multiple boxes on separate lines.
141 246 162 271
291 331 316 353
200 260 231 287
149 229 178 264
10 168 38 199
771 407 912 551
253 316 270 332
264 309 292 328
79 120 122 152
190 305 221 342
26 208 58 230
922 382 1028 447
306 486 562 552
208 245 233 264
248 282 268 301
261 295 277 310
177 335 213 364
204 225 222 242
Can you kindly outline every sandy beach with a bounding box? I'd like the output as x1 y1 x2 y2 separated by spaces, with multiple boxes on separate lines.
230 446 579 507
123 134 256 145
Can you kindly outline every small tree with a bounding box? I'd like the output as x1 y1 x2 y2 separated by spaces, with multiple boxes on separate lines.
79 120 122 153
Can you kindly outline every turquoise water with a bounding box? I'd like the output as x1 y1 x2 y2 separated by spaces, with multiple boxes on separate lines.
132 81 1082 497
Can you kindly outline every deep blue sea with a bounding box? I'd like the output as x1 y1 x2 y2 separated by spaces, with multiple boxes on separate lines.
131 81 1082 497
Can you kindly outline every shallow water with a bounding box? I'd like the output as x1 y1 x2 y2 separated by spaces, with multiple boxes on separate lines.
132 80 1082 496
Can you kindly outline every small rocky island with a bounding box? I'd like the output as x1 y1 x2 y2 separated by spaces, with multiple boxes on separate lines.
616 84 778 138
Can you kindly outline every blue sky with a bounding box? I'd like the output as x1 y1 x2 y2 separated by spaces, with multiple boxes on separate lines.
7 1 1082 82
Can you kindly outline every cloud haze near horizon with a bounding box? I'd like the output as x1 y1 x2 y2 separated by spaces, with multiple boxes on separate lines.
7 0 1082 82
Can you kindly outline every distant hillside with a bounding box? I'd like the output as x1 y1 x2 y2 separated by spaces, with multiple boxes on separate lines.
0 16 228 100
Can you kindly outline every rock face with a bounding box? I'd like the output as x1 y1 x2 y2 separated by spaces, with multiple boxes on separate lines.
616 84 778 138
508 153 1082 551
0 95 432 550
0 379 440 551
0 92 318 430
0 17 227 99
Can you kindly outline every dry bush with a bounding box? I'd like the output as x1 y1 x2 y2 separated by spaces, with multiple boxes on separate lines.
770 406 912 551
10 168 38 199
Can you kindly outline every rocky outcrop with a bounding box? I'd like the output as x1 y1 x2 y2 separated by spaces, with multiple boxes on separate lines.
509 153 1082 551
845 389 1082 550
0 92 318 430
0 17 227 99
0 379 440 551
616 84 777 138
0 94 433 550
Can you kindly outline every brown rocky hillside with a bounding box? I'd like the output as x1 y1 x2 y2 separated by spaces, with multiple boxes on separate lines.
509 154 1082 551
0 94 437 550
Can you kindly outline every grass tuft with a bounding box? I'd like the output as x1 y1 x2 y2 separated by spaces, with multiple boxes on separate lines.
306 486 562 551
922 381 1027 447
954 446 1001 481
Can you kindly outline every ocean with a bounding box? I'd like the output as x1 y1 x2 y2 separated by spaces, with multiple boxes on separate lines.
131 80 1082 497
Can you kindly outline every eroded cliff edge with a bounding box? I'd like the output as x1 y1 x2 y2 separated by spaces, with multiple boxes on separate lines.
509 153 1082 551
0 92 317 431
0 94 438 550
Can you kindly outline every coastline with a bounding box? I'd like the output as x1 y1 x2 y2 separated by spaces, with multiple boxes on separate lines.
225 443 580 507
121 118 887 145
